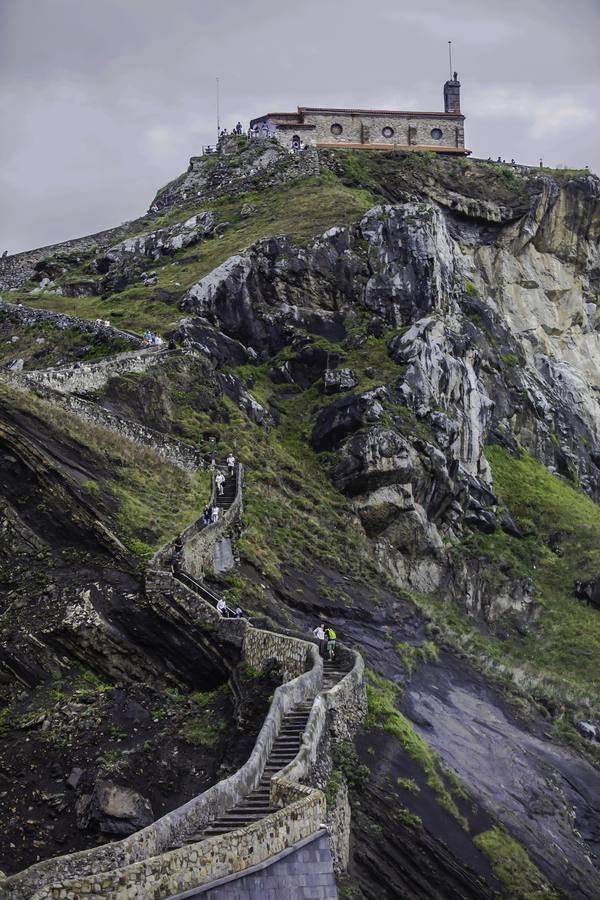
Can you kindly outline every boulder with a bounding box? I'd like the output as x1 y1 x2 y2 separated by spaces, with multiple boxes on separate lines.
574 577 600 610
576 721 598 742
332 427 417 496
465 509 497 534
311 387 388 452
323 368 358 394
76 780 154 836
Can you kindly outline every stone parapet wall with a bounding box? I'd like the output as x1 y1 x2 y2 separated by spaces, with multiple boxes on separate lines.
178 829 336 900
15 347 168 395
153 465 243 577
0 221 150 291
0 374 202 472
243 626 313 681
0 628 324 900
0 298 142 345
2 461 364 900
30 797 326 900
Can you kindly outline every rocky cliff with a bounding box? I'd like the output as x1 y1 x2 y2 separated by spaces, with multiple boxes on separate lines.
1 139 599 898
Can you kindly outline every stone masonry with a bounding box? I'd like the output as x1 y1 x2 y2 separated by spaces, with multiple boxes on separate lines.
176 829 337 900
1 462 366 900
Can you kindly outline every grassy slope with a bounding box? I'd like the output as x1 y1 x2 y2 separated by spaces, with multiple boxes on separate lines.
477 447 600 700
6 175 375 335
0 314 130 369
1 382 210 559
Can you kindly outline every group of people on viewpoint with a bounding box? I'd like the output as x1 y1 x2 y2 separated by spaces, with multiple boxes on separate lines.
313 623 337 660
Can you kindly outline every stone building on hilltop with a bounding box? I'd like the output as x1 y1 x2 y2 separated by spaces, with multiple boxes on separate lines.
250 74 467 155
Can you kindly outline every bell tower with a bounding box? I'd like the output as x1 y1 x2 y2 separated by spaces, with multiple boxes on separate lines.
444 72 461 113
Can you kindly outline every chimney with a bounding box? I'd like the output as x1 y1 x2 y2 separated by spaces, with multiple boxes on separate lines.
444 72 461 114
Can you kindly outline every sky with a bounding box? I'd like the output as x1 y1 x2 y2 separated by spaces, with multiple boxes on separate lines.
0 0 599 254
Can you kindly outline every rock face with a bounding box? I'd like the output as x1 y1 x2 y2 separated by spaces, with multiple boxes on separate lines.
2 150 600 898
76 780 154 835
178 175 600 625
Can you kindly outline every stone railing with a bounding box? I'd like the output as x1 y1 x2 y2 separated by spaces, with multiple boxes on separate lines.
3 602 323 900
5 345 169 395
150 464 243 577
0 298 142 345
2 462 365 900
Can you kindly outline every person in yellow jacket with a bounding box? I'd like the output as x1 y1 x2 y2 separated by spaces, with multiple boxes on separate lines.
326 626 336 660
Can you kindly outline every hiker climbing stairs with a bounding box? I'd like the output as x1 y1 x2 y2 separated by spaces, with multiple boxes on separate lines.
215 470 237 511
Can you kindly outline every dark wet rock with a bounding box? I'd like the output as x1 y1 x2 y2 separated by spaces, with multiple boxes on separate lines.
66 768 83 790
331 427 416 495
547 530 567 555
404 659 600 900
75 780 154 835
323 368 358 394
273 342 344 390
576 721 598 742
311 387 388 452
464 509 497 534
218 373 271 425
500 511 523 538
171 320 252 367
575 576 600 610
360 203 456 327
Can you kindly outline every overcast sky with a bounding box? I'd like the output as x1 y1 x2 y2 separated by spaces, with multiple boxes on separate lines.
1 0 599 255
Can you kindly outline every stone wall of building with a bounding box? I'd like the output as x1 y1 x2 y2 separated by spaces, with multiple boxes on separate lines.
300 112 464 150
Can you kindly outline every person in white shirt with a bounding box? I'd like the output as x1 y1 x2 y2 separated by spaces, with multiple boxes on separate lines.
227 453 236 476
216 597 227 617
215 471 225 495
211 505 220 524
312 623 326 658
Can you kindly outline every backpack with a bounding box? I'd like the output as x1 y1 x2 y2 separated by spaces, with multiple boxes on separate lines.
327 628 336 641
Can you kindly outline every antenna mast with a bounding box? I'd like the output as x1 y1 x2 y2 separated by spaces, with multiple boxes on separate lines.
216 77 221 143
448 41 453 79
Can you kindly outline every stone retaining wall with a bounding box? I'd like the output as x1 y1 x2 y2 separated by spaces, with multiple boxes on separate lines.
243 626 312 681
30 797 326 900
175 829 336 900
1 463 364 900
12 346 168 395
0 298 142 345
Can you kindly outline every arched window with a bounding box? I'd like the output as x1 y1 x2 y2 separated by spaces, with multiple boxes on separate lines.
330 123 343 136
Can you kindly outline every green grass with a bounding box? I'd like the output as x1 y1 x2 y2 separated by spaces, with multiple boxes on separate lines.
0 381 210 556
5 175 375 335
0 315 131 368
3 290 181 336
473 826 559 899
457 445 600 714
366 670 468 827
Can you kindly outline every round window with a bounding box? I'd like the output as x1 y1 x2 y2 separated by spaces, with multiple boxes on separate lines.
330 123 343 136
382 126 394 138
430 128 443 140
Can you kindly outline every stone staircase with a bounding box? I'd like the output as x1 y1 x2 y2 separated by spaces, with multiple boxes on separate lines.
214 470 237 512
